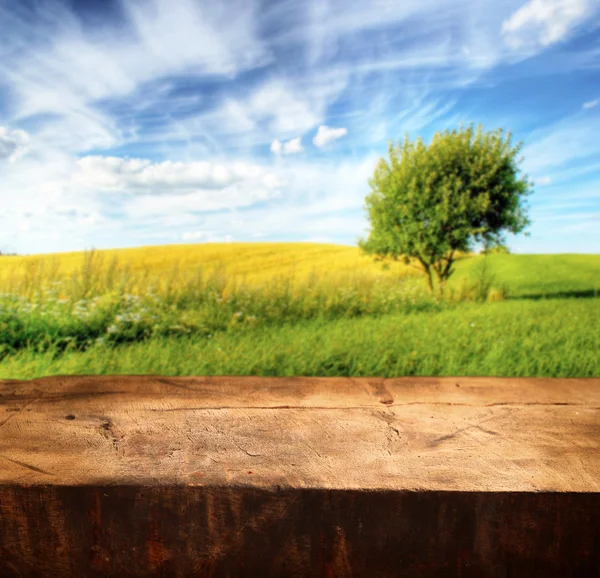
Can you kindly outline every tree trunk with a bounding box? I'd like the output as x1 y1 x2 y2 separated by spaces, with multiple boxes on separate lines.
419 261 433 294
435 270 446 299
426 268 434 294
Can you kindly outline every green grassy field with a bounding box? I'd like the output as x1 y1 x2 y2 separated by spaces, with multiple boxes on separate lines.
0 244 598 380
450 253 600 299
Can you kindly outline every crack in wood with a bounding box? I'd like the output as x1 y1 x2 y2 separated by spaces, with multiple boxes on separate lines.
231 438 262 457
154 378 206 393
0 454 56 476
147 402 598 411
0 391 129 404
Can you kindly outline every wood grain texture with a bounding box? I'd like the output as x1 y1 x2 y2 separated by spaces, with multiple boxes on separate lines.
1 375 599 491
0 375 599 577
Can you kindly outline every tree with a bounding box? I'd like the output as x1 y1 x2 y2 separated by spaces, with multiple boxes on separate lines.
359 123 532 296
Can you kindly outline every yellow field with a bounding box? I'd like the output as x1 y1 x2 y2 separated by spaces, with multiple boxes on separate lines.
0 242 419 298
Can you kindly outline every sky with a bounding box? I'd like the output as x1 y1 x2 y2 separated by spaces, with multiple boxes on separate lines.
0 0 599 256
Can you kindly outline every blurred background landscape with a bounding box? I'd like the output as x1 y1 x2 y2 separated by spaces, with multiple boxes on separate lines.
0 0 598 379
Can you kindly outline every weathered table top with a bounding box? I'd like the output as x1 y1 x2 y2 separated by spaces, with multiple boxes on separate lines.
1 375 599 491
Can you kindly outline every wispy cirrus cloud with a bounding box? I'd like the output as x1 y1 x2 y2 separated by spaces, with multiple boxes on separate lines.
0 0 270 154
521 114 600 174
3 0 270 115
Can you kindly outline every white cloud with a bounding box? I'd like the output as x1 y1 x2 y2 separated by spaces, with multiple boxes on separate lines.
0 148 373 255
283 137 304 154
271 137 304 155
583 98 599 109
0 128 30 162
535 176 553 185
0 153 284 249
100 155 378 254
249 81 322 134
502 0 591 50
270 139 282 154
72 156 281 194
313 125 348 148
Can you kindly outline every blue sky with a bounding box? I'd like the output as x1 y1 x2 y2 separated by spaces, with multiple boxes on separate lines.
0 0 599 255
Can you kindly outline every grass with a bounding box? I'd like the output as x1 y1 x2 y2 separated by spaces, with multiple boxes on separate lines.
0 243 598 379
2 299 598 379
449 253 600 299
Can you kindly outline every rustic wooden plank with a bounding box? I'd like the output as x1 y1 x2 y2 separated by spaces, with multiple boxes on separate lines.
1 375 598 491
0 375 599 577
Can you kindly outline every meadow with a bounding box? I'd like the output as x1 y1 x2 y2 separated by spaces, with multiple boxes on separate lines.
0 243 598 380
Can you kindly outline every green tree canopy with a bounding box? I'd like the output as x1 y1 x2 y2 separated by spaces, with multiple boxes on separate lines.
359 123 533 294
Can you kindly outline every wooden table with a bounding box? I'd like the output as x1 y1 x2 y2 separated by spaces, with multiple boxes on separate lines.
1 375 599 576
